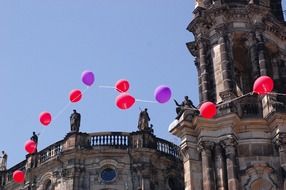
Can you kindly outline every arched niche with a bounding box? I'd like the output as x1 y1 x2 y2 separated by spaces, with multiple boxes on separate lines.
242 163 278 190
232 32 253 96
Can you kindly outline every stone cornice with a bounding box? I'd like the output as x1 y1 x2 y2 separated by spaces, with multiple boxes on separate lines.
187 4 286 42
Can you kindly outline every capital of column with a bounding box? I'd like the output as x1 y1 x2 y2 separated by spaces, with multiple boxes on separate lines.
197 37 208 49
198 141 215 153
220 137 237 156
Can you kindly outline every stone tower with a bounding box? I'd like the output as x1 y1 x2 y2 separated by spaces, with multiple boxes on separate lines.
170 0 286 190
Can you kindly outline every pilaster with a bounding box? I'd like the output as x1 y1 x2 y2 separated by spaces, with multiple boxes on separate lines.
221 137 239 190
214 144 227 190
198 141 215 190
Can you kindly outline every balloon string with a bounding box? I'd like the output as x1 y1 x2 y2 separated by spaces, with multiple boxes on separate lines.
39 86 90 136
98 85 124 93
216 92 252 107
98 85 114 89
135 99 157 103
268 92 286 96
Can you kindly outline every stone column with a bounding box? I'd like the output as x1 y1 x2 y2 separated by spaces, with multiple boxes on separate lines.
181 142 202 190
214 144 227 190
256 32 267 76
198 141 215 190
248 32 259 79
195 58 203 103
198 39 209 102
218 36 233 93
221 138 239 190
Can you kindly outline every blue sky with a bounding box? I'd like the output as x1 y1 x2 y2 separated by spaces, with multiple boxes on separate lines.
0 0 197 167
0 1 285 168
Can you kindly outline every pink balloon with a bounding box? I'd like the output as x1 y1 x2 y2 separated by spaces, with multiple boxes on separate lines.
253 76 274 95
199 101 216 119
13 170 25 184
115 93 135 110
115 79 130 93
69 89 82 103
25 140 37 154
39 112 52 126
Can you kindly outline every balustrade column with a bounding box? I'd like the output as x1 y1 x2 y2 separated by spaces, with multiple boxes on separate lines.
198 39 209 102
221 138 239 190
199 141 215 190
214 144 227 190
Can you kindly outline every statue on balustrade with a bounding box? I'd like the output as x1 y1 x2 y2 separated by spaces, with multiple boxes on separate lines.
70 109 81 132
0 151 7 171
138 108 151 131
174 96 199 120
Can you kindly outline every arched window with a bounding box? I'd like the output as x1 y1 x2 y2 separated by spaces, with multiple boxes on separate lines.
232 36 253 96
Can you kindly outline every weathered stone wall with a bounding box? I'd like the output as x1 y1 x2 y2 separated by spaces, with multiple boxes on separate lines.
1 132 184 190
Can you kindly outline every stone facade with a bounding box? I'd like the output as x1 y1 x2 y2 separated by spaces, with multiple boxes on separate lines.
171 0 286 190
0 131 184 190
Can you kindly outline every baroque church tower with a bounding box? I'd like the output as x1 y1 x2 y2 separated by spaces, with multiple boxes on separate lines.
170 0 286 190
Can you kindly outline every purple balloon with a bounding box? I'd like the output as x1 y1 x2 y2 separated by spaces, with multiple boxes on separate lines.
154 85 172 103
81 70 95 86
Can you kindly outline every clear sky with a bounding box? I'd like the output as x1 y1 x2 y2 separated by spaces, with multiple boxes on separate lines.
0 1 285 168
0 0 197 167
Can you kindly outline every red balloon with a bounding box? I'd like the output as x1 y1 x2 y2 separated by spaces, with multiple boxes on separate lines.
39 112 52 126
25 140 37 154
253 76 274 95
115 79 130 93
199 101 217 119
69 89 82 103
13 170 25 184
115 93 135 109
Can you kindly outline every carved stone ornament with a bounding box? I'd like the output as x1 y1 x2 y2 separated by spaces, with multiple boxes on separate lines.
274 133 286 148
198 141 215 152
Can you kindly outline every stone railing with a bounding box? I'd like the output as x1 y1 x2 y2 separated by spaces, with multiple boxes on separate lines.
89 132 181 159
156 137 181 159
38 140 64 164
89 132 129 148
2 131 181 185
216 94 262 118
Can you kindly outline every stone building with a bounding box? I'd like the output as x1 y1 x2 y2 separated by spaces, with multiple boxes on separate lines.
170 0 286 190
0 116 184 190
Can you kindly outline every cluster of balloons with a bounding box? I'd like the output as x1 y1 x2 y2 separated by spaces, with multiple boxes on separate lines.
115 80 173 110
12 71 276 184
13 70 96 184
115 79 135 110
69 70 95 103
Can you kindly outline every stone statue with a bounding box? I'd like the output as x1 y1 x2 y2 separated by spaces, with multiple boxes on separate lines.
174 96 199 119
70 109 81 132
0 151 7 171
138 108 150 131
31 131 38 144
